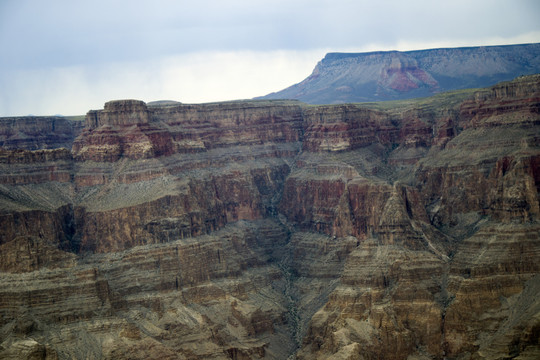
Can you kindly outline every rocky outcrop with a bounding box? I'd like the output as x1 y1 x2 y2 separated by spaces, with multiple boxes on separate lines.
0 220 295 359
0 116 83 150
85 100 151 128
301 105 393 152
74 164 290 253
73 100 303 162
292 75 540 360
0 148 73 185
1 75 539 359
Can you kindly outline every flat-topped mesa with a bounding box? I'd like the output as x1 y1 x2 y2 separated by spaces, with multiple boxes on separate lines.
260 43 540 104
75 99 305 162
85 99 150 128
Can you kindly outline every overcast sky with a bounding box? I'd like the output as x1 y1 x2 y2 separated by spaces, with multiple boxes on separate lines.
1 0 540 116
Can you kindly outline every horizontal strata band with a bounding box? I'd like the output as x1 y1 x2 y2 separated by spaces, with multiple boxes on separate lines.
0 74 539 359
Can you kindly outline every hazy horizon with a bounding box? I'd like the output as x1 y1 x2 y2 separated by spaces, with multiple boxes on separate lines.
1 0 540 116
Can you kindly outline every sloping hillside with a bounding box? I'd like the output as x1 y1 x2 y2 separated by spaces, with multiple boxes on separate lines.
260 43 540 104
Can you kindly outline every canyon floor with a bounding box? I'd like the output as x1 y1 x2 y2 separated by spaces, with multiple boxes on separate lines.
1 75 539 359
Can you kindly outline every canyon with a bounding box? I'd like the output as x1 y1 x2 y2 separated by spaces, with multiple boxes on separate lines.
0 74 539 359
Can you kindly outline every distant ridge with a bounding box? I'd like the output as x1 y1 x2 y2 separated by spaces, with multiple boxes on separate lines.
258 43 540 104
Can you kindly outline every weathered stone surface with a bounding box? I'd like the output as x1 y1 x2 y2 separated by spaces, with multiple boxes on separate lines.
0 148 73 185
0 75 539 359
74 100 303 162
292 75 540 360
85 100 151 128
0 220 293 359
0 116 83 150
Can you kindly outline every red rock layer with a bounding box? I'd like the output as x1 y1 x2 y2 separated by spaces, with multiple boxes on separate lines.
0 148 72 185
0 116 83 150
0 75 539 359
378 53 439 93
459 74 540 128
292 76 540 360
302 105 394 152
74 100 304 162
75 167 289 253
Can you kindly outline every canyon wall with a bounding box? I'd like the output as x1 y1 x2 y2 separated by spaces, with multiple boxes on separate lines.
0 75 539 359
0 116 83 150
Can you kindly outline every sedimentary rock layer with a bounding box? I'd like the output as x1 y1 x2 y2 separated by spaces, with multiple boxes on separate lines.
0 75 539 359
0 116 83 150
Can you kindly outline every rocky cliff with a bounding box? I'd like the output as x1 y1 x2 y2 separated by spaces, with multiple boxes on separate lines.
0 116 84 150
259 43 540 104
0 75 539 359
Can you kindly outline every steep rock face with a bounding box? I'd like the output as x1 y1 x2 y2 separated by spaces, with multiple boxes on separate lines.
301 105 394 152
0 148 73 186
260 43 540 104
0 116 83 150
443 223 540 357
0 205 75 253
293 75 540 360
74 164 290 253
416 76 540 227
150 100 304 147
0 221 295 359
459 73 540 129
85 100 151 128
0 75 539 359
73 100 303 162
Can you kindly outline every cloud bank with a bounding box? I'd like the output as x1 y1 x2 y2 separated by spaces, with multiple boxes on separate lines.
1 0 539 115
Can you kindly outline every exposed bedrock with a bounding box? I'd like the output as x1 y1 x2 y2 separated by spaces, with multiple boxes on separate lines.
85 100 151 128
291 76 540 360
0 75 539 359
0 220 297 359
75 100 304 162
75 164 290 253
0 116 83 150
0 148 73 187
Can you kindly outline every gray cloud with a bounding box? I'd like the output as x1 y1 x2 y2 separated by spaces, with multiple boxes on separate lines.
1 0 540 115
3 0 539 66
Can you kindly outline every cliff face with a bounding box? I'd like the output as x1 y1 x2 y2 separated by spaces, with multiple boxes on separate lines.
0 75 539 359
260 43 540 104
0 116 83 150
